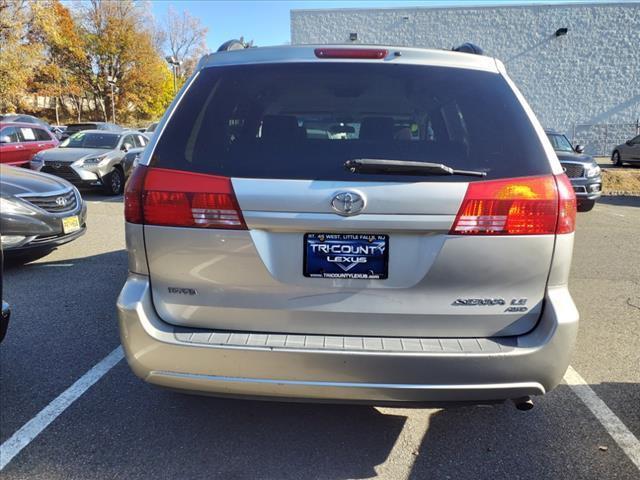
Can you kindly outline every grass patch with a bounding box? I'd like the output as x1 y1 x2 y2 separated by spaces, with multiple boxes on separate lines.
602 168 640 196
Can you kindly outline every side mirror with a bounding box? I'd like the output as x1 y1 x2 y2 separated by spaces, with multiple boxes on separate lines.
626 140 633 146
575 144 585 154
122 143 132 152
0 136 11 144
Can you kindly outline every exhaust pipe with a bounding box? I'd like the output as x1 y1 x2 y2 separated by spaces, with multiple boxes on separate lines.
512 396 534 411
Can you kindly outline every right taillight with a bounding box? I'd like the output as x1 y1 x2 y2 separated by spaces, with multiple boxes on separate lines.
124 166 246 230
554 173 577 234
450 174 576 236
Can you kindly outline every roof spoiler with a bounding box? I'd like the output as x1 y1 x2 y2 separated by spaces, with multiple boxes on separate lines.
217 39 246 52
452 43 484 55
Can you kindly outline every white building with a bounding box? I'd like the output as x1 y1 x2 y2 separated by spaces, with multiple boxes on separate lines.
291 1 640 154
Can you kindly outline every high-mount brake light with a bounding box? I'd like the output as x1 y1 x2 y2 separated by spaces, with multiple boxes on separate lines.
450 174 576 235
314 48 388 59
124 167 246 230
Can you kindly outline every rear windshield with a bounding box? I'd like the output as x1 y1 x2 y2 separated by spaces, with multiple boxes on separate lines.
152 63 550 182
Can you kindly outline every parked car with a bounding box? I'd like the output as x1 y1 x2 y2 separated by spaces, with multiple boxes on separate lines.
143 122 158 134
122 147 145 179
612 134 640 166
545 129 601 212
118 44 578 409
0 121 59 166
30 130 149 195
0 165 87 260
0 244 10 342
50 125 67 140
61 122 122 140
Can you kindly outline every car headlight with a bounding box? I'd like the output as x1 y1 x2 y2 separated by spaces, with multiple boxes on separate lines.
31 153 43 162
82 154 108 165
585 165 601 178
0 197 35 215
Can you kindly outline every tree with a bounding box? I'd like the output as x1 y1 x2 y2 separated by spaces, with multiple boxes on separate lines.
78 0 173 123
0 0 47 110
29 0 90 122
161 6 208 79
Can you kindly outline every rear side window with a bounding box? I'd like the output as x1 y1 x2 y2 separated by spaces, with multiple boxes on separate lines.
19 127 36 141
152 63 550 182
34 128 52 141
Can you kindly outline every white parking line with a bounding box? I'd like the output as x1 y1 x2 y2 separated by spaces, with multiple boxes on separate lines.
0 347 124 471
564 366 640 470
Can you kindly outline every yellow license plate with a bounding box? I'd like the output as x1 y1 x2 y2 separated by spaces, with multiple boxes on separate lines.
62 215 81 234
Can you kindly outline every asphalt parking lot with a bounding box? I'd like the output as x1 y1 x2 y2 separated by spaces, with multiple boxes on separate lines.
1 194 639 479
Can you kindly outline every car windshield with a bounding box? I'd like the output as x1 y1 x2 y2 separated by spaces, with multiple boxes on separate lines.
547 133 574 152
60 132 119 149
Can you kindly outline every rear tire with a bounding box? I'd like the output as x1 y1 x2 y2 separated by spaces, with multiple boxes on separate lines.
577 199 595 212
103 167 124 195
612 150 623 166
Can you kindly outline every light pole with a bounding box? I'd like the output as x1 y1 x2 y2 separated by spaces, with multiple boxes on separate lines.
165 56 182 94
106 75 117 123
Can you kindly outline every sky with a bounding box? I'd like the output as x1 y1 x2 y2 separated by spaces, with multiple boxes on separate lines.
149 0 627 49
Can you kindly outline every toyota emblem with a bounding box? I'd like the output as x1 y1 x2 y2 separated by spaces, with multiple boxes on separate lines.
331 192 365 216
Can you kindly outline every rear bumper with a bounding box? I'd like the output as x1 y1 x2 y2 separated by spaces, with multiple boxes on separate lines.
117 274 579 404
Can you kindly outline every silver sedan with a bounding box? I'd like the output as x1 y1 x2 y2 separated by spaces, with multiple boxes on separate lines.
30 130 149 195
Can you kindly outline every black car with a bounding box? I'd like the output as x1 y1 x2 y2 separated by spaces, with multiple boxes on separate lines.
0 165 87 259
121 147 145 179
0 244 10 342
545 130 602 212
61 122 122 140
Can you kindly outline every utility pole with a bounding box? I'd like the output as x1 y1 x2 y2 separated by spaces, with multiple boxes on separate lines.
165 56 182 94
107 75 117 123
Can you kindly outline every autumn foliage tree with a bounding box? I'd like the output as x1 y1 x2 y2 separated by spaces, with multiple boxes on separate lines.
0 0 46 110
0 0 201 124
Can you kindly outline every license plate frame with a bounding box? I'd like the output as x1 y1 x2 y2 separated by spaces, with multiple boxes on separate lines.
303 233 389 279
62 215 81 234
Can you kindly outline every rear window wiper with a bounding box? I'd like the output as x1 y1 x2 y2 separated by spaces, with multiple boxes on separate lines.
345 159 487 178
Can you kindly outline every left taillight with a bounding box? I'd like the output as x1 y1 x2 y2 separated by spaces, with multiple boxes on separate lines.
124 166 246 230
124 165 147 224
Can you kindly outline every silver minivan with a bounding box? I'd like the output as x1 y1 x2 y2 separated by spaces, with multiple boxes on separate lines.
118 45 578 407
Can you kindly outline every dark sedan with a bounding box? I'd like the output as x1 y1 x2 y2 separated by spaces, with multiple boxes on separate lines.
121 146 145 179
0 165 87 260
612 134 640 166
546 130 602 212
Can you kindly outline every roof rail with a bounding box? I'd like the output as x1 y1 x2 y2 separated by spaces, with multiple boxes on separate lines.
452 43 484 55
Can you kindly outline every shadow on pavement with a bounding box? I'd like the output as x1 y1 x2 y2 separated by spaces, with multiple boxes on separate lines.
408 385 638 479
79 190 123 202
597 196 640 207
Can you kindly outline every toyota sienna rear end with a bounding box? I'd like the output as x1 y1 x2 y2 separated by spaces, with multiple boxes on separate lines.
117 45 578 405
